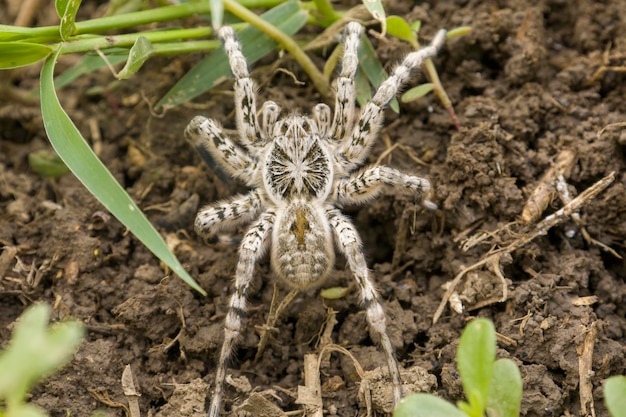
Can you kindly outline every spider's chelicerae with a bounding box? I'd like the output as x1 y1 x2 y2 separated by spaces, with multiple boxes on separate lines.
185 22 446 417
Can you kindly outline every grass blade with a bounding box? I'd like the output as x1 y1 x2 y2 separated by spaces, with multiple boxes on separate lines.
40 48 206 295
157 1 307 109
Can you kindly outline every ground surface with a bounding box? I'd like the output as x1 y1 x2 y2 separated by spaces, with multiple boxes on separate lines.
1 0 625 416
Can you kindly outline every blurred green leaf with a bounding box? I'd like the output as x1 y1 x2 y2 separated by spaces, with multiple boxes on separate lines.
410 20 422 33
457 318 495 417
40 48 206 295
320 286 351 300
447 26 472 39
0 42 53 69
386 16 415 44
211 0 224 29
605 376 626 417
117 36 153 79
157 1 307 108
401 83 434 103
0 304 84 409
487 359 522 417
28 149 70 178
361 0 386 31
393 393 468 417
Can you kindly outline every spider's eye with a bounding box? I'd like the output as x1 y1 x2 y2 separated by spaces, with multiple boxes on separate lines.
301 120 308 130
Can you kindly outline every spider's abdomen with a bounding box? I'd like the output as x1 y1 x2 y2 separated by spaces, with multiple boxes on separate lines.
263 116 333 202
271 201 334 288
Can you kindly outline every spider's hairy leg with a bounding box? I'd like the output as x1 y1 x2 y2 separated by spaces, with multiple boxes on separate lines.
336 166 436 209
218 27 263 146
185 116 258 185
209 210 275 417
331 22 362 140
195 190 263 241
340 29 447 168
261 101 281 140
326 208 403 407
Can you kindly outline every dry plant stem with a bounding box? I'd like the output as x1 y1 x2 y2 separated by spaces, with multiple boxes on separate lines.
433 171 616 323
255 286 299 362
13 0 39 26
121 365 142 417
318 308 338 369
239 393 289 417
577 321 597 417
298 354 324 417
223 0 331 98
87 388 131 416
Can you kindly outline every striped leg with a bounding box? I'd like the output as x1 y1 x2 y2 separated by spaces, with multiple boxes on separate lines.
195 190 263 240
326 208 403 407
335 166 435 209
185 116 258 186
340 30 447 168
331 22 362 140
218 27 264 147
208 210 276 417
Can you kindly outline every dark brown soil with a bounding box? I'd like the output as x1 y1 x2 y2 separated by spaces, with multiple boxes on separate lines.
1 1 625 416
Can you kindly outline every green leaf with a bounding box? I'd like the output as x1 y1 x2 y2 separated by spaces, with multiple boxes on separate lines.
457 318 496 417
211 0 224 30
487 359 522 417
28 149 70 178
401 83 434 103
0 25 59 42
40 48 206 295
447 26 473 39
361 0 386 30
0 42 53 69
56 0 82 40
0 304 84 407
117 36 153 79
410 20 422 34
393 393 469 417
320 286 351 300
605 376 626 417
386 16 415 44
157 1 307 109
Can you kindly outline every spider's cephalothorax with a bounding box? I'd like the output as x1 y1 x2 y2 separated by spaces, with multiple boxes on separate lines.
184 22 446 417
264 115 334 201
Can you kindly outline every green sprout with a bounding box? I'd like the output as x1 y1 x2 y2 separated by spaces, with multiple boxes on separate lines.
0 304 85 417
394 318 522 417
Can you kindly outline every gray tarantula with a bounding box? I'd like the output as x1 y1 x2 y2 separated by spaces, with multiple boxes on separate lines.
184 22 446 417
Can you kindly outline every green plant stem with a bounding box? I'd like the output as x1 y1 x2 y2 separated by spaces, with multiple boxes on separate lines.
0 3 210 41
223 0 331 98
58 27 213 54
424 58 460 129
310 0 341 26
152 40 221 55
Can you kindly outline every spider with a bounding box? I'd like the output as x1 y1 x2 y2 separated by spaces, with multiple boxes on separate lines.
184 22 446 417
